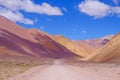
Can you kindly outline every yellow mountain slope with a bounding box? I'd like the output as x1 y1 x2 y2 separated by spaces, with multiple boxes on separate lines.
82 33 120 62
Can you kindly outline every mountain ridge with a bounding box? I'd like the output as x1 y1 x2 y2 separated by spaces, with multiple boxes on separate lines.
1 15 119 63
0 15 79 59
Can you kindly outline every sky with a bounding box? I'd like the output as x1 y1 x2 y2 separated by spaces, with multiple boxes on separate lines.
0 0 120 40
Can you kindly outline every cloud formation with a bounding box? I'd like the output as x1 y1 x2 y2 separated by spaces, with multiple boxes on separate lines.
78 0 120 18
0 7 34 24
81 30 87 34
39 26 45 30
113 0 119 5
0 0 63 24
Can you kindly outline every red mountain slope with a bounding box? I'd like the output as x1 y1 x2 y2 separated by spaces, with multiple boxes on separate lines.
0 16 78 59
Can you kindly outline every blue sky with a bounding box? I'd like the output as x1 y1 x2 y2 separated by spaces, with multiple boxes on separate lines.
0 0 120 40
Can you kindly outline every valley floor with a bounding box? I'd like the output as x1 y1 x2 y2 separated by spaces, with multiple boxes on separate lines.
0 56 53 80
8 60 120 80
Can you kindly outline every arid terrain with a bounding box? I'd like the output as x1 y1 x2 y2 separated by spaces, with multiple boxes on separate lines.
0 15 120 80
7 60 120 80
0 56 53 80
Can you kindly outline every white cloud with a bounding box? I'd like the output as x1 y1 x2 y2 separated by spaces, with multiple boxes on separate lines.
0 7 34 24
112 7 120 14
0 0 63 24
62 7 68 12
78 0 120 18
39 26 45 30
81 30 87 34
113 0 119 5
0 0 63 15
78 0 111 18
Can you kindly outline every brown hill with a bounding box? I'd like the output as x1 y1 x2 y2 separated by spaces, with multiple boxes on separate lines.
27 29 94 57
76 35 114 49
73 41 95 55
27 28 80 58
1 15 117 61
82 33 120 62
51 35 93 57
72 35 114 57
0 16 78 59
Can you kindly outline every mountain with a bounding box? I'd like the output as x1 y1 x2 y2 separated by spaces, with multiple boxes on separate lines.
27 29 91 57
82 33 120 62
73 35 114 57
0 16 78 59
1 15 119 62
73 41 95 55
75 35 114 49
51 35 94 57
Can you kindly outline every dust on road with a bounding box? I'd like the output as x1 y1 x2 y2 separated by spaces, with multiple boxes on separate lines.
9 60 120 80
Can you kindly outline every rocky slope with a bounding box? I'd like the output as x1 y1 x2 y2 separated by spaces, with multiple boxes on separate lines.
1 15 119 62
82 33 120 62
51 35 92 57
0 16 78 59
76 35 114 49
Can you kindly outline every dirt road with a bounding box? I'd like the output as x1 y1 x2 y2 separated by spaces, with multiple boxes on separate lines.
9 60 120 80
